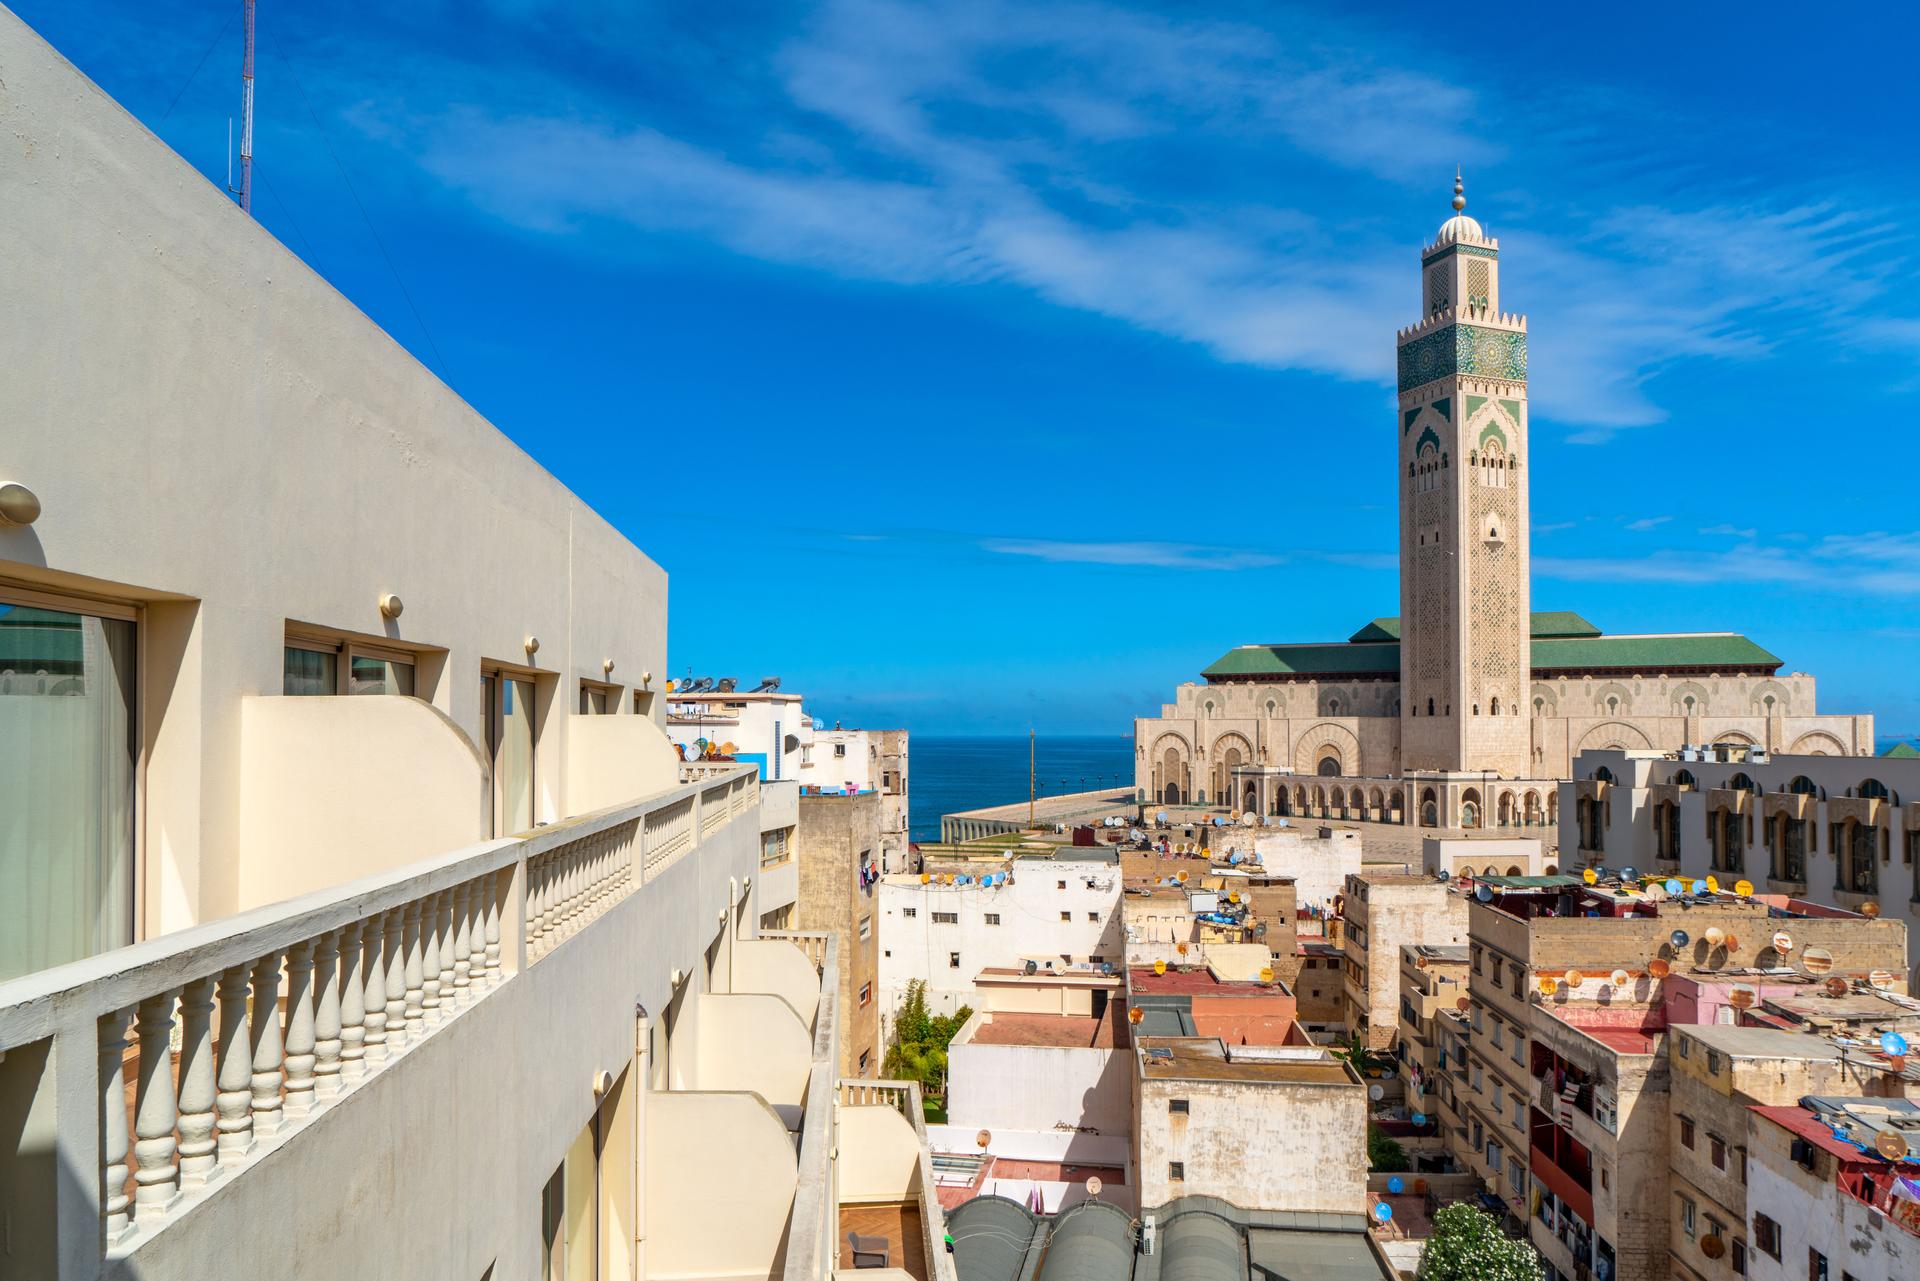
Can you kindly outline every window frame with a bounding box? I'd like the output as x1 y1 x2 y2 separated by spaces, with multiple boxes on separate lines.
285 623 429 698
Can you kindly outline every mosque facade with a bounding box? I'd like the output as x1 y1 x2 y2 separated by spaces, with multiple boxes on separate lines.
1133 179 1874 830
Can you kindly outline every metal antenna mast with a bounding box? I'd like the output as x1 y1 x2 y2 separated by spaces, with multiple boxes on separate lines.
237 0 256 213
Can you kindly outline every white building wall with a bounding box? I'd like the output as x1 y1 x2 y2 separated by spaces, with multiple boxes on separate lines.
947 1027 1132 1138
1745 1156 1919 1281
876 866 1122 1025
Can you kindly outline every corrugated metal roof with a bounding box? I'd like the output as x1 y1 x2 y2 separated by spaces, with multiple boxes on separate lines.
1157 1212 1245 1281
1035 1200 1137 1281
1202 631 1782 680
949 1196 1045 1281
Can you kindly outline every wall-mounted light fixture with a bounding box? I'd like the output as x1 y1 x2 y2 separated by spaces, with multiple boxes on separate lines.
524 635 540 656
379 593 405 620
641 671 652 688
0 482 41 527
603 658 615 676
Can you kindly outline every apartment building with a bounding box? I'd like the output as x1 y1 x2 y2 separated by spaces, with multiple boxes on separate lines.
1745 1096 1920 1281
0 13 950 1279
1395 943 1470 1170
1461 874 1908 1281
1666 1023 1916 1281
875 849 1122 1027
1340 872 1470 1048
1564 746 1920 984
797 790 884 1076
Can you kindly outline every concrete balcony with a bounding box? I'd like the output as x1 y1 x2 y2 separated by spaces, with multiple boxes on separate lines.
0 766 782 1281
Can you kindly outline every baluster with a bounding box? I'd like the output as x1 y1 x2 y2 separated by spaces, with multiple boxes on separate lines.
383 910 409 1053
483 873 503 987
248 954 285 1139
132 990 182 1222
465 879 489 989
436 891 457 1015
283 941 317 1120
421 892 444 1028
450 880 474 1001
175 978 219 1187
402 901 427 1041
524 856 544 956
313 932 344 1102
214 967 254 1159
100 1007 135 1240
339 922 368 1081
362 921 389 1065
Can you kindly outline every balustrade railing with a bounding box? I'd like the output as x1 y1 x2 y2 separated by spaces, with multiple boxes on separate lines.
761 929 830 973
0 765 756 1263
701 783 732 837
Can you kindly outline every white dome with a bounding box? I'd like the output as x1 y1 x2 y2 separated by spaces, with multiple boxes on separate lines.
1437 213 1483 241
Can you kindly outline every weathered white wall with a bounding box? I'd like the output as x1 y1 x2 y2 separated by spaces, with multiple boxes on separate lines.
1136 1072 1366 1213
837 1105 922 1205
877 867 1122 1027
947 1022 1131 1138
1249 829 1363 912
0 9 673 931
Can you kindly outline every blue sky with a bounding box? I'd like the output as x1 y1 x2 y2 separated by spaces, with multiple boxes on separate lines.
19 0 1920 736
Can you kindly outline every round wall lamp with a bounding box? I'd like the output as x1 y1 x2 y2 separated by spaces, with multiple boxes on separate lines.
603 658 616 676
379 593 405 620
0 483 41 528
642 671 653 688
524 635 540 656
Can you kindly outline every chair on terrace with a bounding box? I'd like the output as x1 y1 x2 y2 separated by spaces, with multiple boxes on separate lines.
847 1230 891 1269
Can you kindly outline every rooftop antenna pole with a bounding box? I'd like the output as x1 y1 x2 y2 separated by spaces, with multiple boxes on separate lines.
1028 730 1036 827
238 0 256 213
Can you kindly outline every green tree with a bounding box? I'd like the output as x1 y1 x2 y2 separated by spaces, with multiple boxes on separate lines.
1415 1204 1543 1281
882 980 972 1104
1367 1124 1410 1172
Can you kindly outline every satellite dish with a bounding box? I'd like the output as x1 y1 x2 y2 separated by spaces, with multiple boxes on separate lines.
919 873 930 884
1670 930 1691 949
1176 941 1190 955
1086 1176 1104 1197
1475 885 1494 903
1156 811 1168 824
1415 955 1430 970
1177 871 1189 884
1802 947 1834 975
1154 960 1167 975
1728 985 1757 1010
1862 901 1882 918
1368 1084 1384 1101
1724 935 1741 952
1700 1236 1725 1260
1706 875 1721 894
1621 866 1638 881
1880 1032 1910 1057
1410 1114 1426 1127
1665 879 1685 895
1128 1006 1144 1025
1228 891 1242 904
1373 1202 1393 1223
1691 879 1708 895
1388 1176 1405 1193
1259 967 1276 983
1538 976 1557 996
1704 927 1726 947
1734 879 1754 897
1563 969 1582 988
1455 996 1471 1012
1582 867 1598 886
976 1130 992 1150
1773 930 1795 954
1869 969 1895 990
1610 969 1630 987
1649 957 1672 979
1824 977 1849 997
1876 1130 1911 1161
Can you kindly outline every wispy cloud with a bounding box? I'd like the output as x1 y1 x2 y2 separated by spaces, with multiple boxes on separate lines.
981 537 1282 570
1538 531 1920 596
1700 523 1758 539
1625 516 1672 531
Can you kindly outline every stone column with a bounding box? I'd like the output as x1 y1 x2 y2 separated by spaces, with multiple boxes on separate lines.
132 991 182 1222
313 931 344 1102
383 910 408 1053
283 941 317 1120
175 978 219 1186
99 1007 135 1240
402 902 426 1042
214 966 255 1160
338 921 368 1082
248 954 285 1139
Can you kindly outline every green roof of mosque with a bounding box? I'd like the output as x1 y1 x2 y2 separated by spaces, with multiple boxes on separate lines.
1885 742 1920 759
1202 624 1782 681
1346 611 1601 643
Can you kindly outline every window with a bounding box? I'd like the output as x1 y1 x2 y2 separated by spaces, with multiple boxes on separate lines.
901 906 917 919
1732 1238 1747 1275
1168 1162 1185 1181
1170 1098 1189 1114
985 913 1001 926
1087 911 1100 922
1060 911 1071 922
1753 1213 1781 1260
932 911 957 925
858 915 871 942
0 591 138 981
578 682 610 715
282 642 337 695
1057 880 1067 890
1710 1133 1727 1169
948 952 960 969
1808 1247 1827 1281
858 1049 871 1073
1679 1037 1691 1059
761 828 791 868
1707 1049 1723 1075
632 688 654 717
1680 1195 1696 1238
834 743 846 758
859 982 871 1007
1680 1115 1696 1149
284 634 417 697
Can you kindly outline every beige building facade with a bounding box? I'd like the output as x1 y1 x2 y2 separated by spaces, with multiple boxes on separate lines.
1136 181 1872 830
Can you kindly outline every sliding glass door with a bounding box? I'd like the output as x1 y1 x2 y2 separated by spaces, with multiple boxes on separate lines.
0 596 137 981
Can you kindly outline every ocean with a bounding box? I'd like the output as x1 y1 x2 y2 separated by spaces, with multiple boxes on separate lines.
909 734 1135 842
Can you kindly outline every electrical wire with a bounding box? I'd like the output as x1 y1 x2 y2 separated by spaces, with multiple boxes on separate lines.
253 162 321 270
159 2 242 125
263 26 456 388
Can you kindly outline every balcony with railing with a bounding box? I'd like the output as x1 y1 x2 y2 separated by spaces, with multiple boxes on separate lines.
0 766 781 1281
1529 1110 1595 1227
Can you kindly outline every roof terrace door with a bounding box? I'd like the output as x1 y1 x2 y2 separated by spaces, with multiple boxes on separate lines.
484 669 536 837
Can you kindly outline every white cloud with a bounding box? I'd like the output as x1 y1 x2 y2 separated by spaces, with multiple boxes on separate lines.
1537 531 1920 596
981 537 1282 570
1699 523 1758 539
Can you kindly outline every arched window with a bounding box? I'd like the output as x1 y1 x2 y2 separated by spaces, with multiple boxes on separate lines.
1533 697 1545 715
1317 756 1342 777
1328 698 1341 716
1606 696 1619 714
1683 695 1696 713
1673 769 1697 790
1265 699 1277 718
1593 766 1615 783
1787 776 1818 797
1490 697 1501 716
1859 778 1891 801
1427 698 1436 716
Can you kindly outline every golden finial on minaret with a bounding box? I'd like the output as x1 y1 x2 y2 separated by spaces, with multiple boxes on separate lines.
1452 167 1466 213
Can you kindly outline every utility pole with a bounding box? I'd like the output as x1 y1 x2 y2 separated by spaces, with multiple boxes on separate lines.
1028 730 1036 828
235 0 256 213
